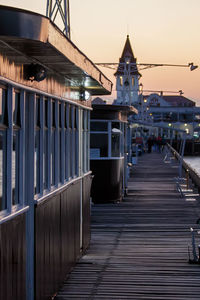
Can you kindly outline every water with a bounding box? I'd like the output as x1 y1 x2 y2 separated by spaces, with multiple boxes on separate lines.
184 156 200 176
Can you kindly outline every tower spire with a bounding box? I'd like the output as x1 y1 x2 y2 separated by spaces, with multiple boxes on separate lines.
115 35 140 76
114 35 141 106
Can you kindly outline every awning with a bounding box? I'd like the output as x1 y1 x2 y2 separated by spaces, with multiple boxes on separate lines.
0 5 112 95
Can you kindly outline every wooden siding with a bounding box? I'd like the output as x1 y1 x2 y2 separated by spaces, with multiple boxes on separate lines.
35 175 91 300
0 213 26 300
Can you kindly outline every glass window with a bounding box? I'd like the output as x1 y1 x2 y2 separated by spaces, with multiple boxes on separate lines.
152 113 162 122
51 100 56 186
90 133 108 157
12 92 21 204
0 131 6 211
13 92 21 127
43 99 49 191
91 121 108 131
82 110 87 173
0 89 6 124
112 133 120 157
51 128 56 186
35 97 40 195
179 113 193 122
75 107 79 176
12 130 20 204
43 127 48 190
0 88 7 208
112 122 120 130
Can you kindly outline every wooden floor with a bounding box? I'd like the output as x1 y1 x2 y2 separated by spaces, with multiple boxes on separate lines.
56 153 200 299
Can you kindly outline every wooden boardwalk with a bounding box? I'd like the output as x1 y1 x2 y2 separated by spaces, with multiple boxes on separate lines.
56 153 200 299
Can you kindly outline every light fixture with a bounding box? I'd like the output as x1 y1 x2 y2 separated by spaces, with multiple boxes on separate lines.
188 63 198 71
168 123 172 127
79 86 90 101
24 63 47 82
184 123 187 126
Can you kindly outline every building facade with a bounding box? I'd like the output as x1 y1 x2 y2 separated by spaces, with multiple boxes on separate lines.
114 35 141 106
0 6 112 300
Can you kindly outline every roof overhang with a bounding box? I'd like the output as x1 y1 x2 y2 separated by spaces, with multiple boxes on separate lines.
0 5 112 95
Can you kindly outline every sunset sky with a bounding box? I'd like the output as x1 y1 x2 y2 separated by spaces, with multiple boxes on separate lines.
1 0 200 103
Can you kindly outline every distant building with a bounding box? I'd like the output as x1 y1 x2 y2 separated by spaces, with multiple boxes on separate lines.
137 93 200 138
114 35 141 106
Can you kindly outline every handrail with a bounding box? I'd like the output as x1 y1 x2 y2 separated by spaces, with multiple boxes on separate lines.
167 143 200 191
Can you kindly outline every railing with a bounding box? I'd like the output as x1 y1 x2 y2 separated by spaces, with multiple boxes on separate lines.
167 143 200 191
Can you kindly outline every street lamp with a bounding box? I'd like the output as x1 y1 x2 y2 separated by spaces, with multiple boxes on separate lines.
95 62 198 71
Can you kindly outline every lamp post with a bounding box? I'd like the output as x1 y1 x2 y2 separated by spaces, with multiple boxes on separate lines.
95 62 198 71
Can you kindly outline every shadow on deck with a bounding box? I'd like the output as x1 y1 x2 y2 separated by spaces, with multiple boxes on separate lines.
56 152 200 299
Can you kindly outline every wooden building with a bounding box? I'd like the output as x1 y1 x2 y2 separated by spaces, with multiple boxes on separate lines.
90 99 137 203
0 5 112 300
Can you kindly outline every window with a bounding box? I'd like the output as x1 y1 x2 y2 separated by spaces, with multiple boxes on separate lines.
74 106 79 176
90 121 107 131
90 120 124 159
0 86 26 214
111 122 121 157
69 105 73 178
0 81 90 217
59 102 64 184
90 133 108 157
0 87 7 211
43 98 49 191
34 96 41 195
65 104 70 180
51 100 56 186
82 109 90 173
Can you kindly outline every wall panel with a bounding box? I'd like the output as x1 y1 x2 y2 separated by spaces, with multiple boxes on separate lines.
0 214 26 300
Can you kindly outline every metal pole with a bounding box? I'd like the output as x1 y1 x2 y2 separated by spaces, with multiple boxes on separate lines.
179 137 186 179
191 228 198 261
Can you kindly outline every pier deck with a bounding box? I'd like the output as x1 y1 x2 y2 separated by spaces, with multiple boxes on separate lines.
56 153 200 299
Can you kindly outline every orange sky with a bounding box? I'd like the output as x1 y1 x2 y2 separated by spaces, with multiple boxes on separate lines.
1 0 200 103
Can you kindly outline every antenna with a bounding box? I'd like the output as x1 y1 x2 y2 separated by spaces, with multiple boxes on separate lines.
127 24 129 36
46 0 71 39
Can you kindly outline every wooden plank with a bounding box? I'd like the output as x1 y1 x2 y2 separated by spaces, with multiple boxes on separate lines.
55 153 200 299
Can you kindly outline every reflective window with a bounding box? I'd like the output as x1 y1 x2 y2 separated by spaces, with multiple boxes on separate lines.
91 121 107 131
111 133 120 157
90 133 108 157
0 131 6 210
12 92 21 205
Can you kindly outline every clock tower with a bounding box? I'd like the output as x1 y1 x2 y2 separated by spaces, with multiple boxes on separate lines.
114 35 141 106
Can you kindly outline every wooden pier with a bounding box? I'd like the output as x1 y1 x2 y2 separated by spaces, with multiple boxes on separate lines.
56 153 200 299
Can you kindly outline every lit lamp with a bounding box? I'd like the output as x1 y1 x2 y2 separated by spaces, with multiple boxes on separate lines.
139 83 143 93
